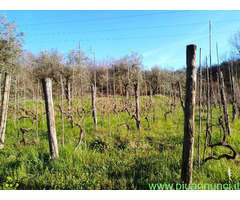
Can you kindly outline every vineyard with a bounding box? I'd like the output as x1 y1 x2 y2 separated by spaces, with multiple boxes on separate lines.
1 12 240 190
0 46 240 190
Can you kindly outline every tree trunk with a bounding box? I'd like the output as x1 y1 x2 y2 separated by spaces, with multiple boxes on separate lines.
42 78 59 158
181 45 197 185
0 73 11 149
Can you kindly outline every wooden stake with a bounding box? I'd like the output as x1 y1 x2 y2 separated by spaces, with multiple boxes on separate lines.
198 48 202 168
42 78 59 158
134 82 140 132
181 44 197 185
230 61 237 121
91 84 97 130
79 41 86 148
0 73 11 149
219 72 231 136
107 55 109 100
0 73 2 105
203 56 210 161
14 76 17 133
60 75 65 147
36 79 40 140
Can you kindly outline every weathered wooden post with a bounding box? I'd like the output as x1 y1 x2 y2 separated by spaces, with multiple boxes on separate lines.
134 82 140 131
150 84 153 105
0 73 11 149
181 45 197 185
34 78 40 140
0 73 2 105
219 71 231 136
60 75 65 147
231 76 237 121
91 83 97 129
126 87 129 104
67 81 71 112
42 78 59 158
229 61 237 121
198 48 202 169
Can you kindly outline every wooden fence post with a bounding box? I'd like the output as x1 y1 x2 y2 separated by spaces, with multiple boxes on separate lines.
60 75 65 147
229 61 237 121
0 73 2 105
219 71 231 136
134 82 140 131
91 84 97 129
67 81 71 112
0 73 11 149
181 44 197 185
42 78 59 158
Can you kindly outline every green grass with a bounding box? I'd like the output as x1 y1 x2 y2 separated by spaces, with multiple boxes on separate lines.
1 95 240 189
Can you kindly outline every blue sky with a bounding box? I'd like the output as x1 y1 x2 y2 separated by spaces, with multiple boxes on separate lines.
1 10 240 70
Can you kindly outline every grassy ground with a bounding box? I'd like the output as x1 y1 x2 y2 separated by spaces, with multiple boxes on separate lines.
0 95 240 190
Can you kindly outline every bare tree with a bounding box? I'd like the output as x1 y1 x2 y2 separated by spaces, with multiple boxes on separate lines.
229 30 240 58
